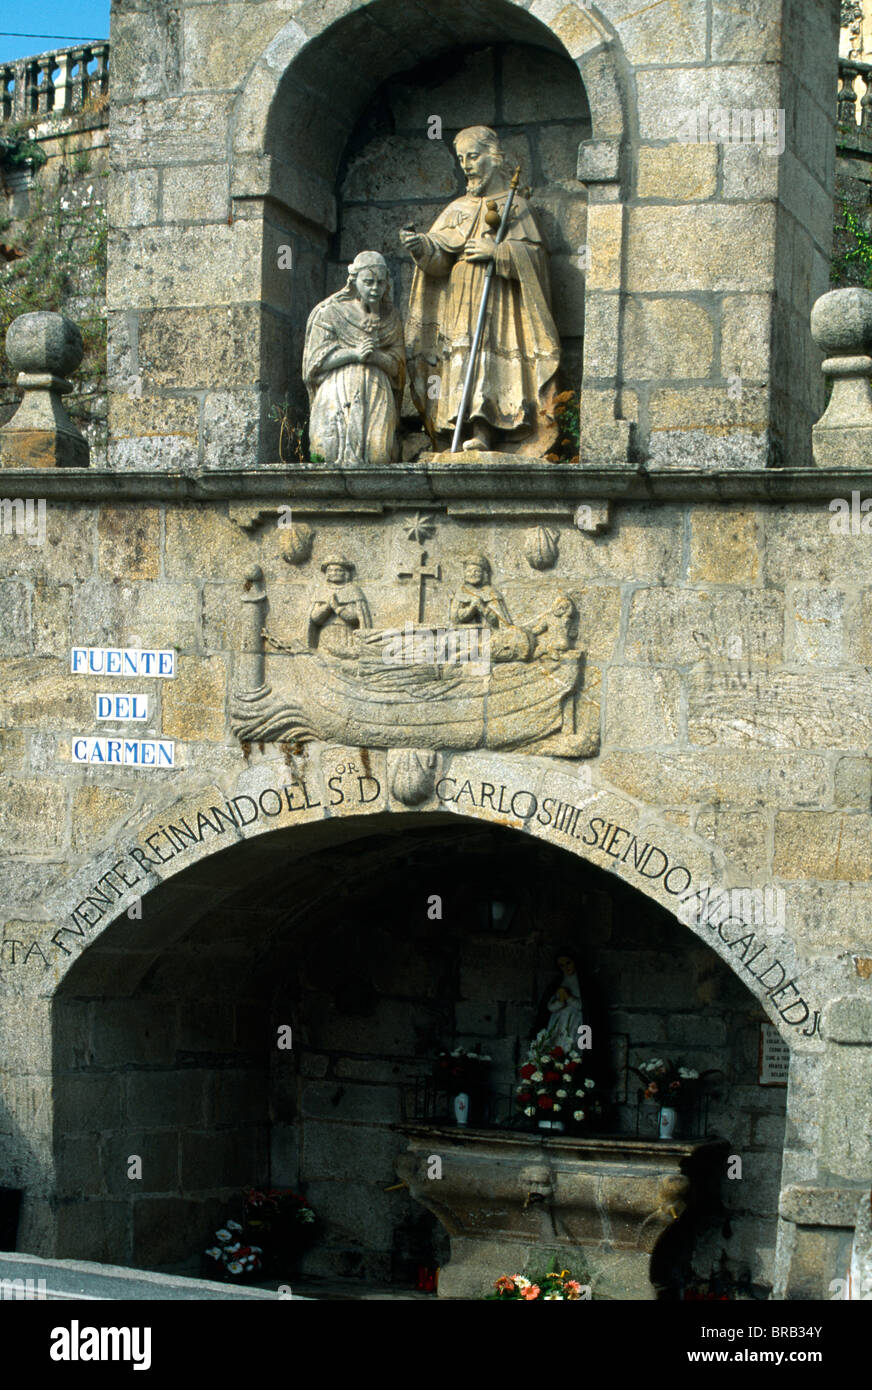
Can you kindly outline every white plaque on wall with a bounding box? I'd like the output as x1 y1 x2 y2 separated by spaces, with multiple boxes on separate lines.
758 1022 790 1086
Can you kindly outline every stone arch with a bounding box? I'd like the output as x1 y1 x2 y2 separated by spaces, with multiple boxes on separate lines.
227 0 635 456
40 748 823 1053
231 0 632 212
38 775 802 1284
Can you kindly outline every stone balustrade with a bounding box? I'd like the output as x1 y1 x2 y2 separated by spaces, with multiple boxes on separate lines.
838 57 872 138
0 43 109 126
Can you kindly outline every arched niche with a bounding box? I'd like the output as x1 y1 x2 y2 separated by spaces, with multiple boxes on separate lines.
228 0 632 456
46 814 787 1294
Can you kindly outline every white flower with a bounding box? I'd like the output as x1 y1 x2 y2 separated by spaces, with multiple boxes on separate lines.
524 1106 535 1117
226 1220 243 1232
301 1209 315 1222
227 1261 244 1274
205 1247 222 1259
556 1089 567 1098
513 1276 530 1289
544 1290 561 1299
225 1242 241 1254
553 1102 561 1112
678 1068 699 1079
584 1078 595 1090
531 1071 543 1082
573 1109 585 1121
215 1228 232 1242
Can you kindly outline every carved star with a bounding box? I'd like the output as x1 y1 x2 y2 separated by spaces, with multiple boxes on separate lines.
404 513 436 544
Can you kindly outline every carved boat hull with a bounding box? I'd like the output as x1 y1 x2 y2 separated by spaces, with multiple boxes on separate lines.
231 642 586 753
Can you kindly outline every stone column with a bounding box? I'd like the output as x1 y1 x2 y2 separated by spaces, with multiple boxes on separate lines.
236 566 270 699
774 997 872 1297
0 312 89 469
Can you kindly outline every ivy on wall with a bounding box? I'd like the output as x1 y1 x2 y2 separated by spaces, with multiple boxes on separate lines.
0 159 107 430
832 198 872 289
0 122 48 171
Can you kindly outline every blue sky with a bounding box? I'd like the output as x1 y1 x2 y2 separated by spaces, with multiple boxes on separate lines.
0 1 110 62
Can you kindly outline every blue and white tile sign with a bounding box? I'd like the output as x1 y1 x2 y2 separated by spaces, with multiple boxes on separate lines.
70 648 176 768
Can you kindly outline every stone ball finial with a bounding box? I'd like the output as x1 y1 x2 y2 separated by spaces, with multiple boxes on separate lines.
5 311 84 380
810 288 872 356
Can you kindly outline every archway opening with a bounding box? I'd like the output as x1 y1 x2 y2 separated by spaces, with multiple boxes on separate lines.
52 813 784 1297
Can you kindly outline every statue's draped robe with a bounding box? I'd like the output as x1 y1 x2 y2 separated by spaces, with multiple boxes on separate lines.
303 292 405 465
406 191 561 445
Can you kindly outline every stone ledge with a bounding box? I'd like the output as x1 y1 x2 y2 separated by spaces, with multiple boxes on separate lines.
779 1184 868 1228
0 462 871 504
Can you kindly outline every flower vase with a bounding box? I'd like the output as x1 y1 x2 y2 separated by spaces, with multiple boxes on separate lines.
453 1091 470 1126
658 1105 677 1139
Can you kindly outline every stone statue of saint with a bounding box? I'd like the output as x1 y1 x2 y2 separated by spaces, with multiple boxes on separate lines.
400 126 560 455
448 554 531 662
534 952 584 1053
307 555 372 658
449 553 511 630
303 251 406 465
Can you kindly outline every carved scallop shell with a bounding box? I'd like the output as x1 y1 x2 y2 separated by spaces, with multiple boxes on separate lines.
523 525 559 571
389 749 438 806
281 522 314 565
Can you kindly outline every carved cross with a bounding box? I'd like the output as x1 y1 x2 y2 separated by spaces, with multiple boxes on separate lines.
397 550 441 623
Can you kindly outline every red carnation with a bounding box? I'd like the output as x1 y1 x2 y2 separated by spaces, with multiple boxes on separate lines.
520 1063 535 1079
543 1070 560 1083
550 1047 565 1060
566 1061 579 1073
518 1091 533 1104
537 1095 555 1110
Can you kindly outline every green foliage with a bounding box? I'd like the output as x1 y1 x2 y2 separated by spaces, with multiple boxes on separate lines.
269 391 313 462
545 388 581 462
0 122 47 170
0 169 107 418
832 202 872 290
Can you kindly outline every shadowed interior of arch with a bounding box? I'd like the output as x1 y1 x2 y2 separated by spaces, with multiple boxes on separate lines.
50 814 785 1295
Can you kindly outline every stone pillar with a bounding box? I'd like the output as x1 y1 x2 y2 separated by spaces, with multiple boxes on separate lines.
810 288 872 467
774 998 872 1298
0 312 90 469
774 1186 861 1300
820 997 872 1180
236 566 270 698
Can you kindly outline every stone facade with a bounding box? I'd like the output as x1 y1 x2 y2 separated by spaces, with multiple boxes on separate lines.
0 0 869 1302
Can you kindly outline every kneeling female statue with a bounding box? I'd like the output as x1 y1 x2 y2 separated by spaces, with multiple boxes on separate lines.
303 250 406 465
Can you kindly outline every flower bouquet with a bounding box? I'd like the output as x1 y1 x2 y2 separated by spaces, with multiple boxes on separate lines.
514 1040 603 1133
243 1187 317 1275
630 1057 720 1137
488 1268 591 1300
203 1220 264 1283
